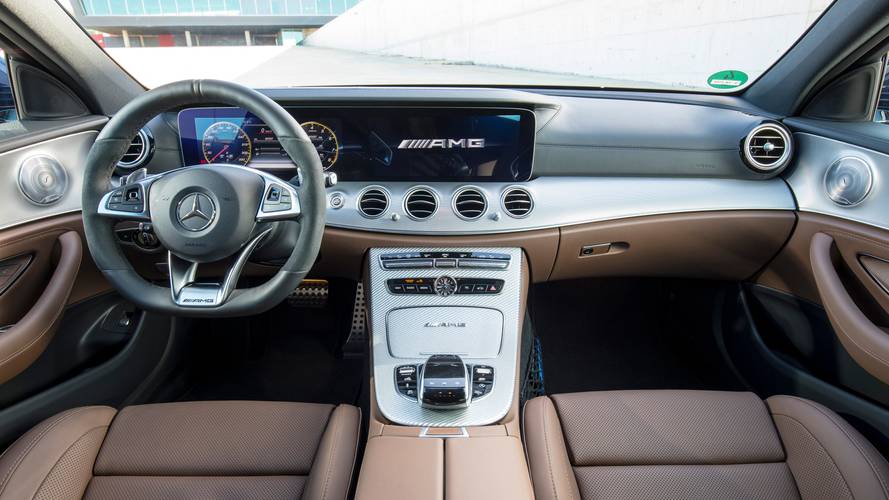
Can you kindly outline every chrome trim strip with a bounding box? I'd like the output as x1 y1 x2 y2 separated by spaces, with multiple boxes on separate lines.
786 133 889 233
325 177 795 235
418 427 469 438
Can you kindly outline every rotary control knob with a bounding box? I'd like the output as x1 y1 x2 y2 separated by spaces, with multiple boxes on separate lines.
433 276 458 297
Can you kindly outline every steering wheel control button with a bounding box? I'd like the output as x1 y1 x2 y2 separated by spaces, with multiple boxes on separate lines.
433 276 458 297
106 184 147 213
176 192 216 231
262 183 293 213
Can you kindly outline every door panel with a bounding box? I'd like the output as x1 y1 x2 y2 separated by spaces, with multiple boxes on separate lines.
0 230 79 383
811 232 889 384
756 126 889 385
0 211 115 384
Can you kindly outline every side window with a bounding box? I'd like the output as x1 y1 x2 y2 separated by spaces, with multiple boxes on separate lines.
0 49 17 124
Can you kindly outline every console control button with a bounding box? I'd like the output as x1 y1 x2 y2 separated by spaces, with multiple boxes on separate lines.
381 258 434 269
387 278 436 294
458 258 509 269
381 251 509 270
387 277 504 295
471 365 495 399
454 278 504 295
395 364 419 398
433 276 458 297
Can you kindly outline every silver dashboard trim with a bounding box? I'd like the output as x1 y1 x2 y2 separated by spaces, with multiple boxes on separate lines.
786 133 889 232
326 177 795 235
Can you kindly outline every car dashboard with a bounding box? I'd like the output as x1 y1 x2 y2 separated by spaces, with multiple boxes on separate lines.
123 87 796 238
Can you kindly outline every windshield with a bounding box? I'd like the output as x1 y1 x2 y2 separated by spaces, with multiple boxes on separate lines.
60 0 832 92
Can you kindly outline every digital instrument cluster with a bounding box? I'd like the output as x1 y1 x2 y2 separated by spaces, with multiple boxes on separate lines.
177 107 535 182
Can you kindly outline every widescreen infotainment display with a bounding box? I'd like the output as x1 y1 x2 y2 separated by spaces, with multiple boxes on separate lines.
177 107 535 182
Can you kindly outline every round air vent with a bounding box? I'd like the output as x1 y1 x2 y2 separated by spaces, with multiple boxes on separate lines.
742 123 792 173
452 187 487 220
357 187 389 218
18 155 68 205
502 187 533 218
117 128 153 170
403 187 438 220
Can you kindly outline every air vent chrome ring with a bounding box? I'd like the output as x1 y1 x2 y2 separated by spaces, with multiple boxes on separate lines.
452 186 488 221
403 186 439 221
501 186 534 218
742 123 792 173
117 128 153 170
357 186 390 218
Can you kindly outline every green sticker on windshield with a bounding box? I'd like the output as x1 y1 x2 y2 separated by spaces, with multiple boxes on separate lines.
707 70 748 89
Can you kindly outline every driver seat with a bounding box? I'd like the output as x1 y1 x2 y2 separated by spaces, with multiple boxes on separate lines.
0 401 360 500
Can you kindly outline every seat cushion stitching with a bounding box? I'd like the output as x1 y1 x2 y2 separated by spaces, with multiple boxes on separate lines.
0 407 93 496
541 398 563 500
320 407 341 500
342 408 361 500
32 424 108 498
772 412 854 497
781 396 889 497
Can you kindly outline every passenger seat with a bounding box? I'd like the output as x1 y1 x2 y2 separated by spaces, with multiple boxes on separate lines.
523 390 889 500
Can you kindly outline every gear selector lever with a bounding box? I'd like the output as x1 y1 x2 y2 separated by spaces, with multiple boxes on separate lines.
419 354 470 409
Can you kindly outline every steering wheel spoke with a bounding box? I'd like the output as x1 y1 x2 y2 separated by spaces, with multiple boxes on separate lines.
97 175 159 221
256 175 301 221
168 227 273 307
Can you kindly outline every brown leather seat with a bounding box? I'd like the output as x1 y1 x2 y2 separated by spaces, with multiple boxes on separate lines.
524 390 889 500
0 400 360 500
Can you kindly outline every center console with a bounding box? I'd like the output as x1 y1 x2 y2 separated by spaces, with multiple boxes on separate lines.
357 247 533 500
367 247 524 427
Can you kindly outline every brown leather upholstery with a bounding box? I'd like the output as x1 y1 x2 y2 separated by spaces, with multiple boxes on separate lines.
0 401 360 500
524 390 889 500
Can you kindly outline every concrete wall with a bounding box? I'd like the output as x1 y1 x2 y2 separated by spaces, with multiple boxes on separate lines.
305 0 832 88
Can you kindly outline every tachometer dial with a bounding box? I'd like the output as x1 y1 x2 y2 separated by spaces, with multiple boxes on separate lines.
301 121 339 170
201 121 252 166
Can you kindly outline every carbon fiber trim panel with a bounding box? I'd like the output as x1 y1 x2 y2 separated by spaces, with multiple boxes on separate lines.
368 247 522 427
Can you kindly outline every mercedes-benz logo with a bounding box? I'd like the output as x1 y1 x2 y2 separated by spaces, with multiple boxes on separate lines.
176 192 216 232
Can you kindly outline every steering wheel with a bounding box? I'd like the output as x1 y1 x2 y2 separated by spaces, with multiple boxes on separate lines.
81 80 326 317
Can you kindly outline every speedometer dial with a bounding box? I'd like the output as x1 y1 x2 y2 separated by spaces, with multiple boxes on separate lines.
202 121 252 166
301 121 339 170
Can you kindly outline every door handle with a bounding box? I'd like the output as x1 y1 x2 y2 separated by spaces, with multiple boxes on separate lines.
0 231 82 385
810 232 889 384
